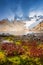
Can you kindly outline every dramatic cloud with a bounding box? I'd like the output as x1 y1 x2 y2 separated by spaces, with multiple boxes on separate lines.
23 10 43 29
16 6 23 17
29 11 43 17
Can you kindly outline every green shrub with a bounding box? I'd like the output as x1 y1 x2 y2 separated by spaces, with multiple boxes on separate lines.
15 40 21 45
0 51 7 64
8 56 21 65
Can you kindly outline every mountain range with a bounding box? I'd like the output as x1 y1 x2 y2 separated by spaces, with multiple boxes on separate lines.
0 17 43 35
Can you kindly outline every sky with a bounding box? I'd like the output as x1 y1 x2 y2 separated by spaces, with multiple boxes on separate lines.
0 0 43 20
0 0 43 28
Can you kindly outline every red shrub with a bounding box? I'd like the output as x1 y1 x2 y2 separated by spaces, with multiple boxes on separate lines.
30 47 43 57
1 43 25 56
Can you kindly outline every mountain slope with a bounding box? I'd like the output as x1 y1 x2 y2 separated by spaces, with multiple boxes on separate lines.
0 19 28 35
31 21 43 33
